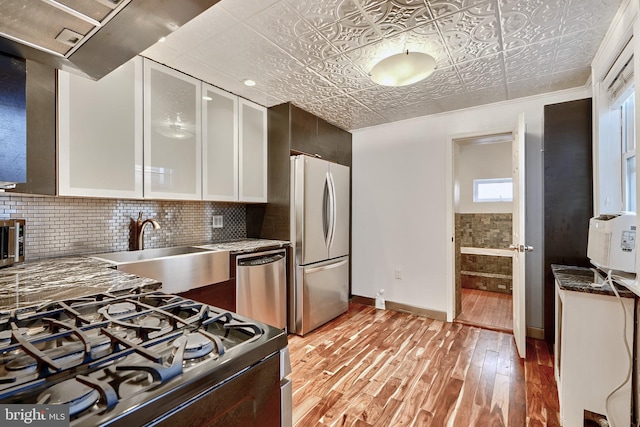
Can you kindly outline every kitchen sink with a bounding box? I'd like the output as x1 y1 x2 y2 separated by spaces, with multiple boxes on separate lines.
91 246 212 264
90 246 230 294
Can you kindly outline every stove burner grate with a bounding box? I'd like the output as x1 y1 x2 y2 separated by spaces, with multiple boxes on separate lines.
174 333 214 360
38 379 100 416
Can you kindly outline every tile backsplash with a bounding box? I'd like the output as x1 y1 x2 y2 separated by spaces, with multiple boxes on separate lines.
0 194 246 261
456 213 513 294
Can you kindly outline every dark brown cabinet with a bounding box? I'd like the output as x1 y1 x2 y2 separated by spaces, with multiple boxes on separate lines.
179 254 238 312
247 103 352 241
543 98 593 343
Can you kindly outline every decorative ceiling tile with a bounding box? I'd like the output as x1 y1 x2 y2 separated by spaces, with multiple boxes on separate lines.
245 2 339 64
378 99 445 123
142 0 624 129
427 0 495 19
499 0 565 48
284 0 361 29
552 28 607 73
361 1 433 37
506 76 552 99
503 39 556 83
456 52 506 91
437 6 502 63
548 67 591 90
563 0 621 35
307 55 375 93
303 94 377 129
316 11 383 53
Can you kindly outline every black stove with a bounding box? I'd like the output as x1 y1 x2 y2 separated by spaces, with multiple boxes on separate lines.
0 288 289 426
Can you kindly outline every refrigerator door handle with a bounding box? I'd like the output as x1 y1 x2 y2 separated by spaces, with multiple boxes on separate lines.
322 173 331 246
303 257 348 274
327 171 337 251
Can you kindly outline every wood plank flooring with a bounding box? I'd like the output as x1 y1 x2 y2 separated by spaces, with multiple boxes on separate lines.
456 288 513 332
288 303 559 427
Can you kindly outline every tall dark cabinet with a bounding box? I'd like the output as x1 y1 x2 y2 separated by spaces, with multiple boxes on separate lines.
543 98 593 343
246 102 352 241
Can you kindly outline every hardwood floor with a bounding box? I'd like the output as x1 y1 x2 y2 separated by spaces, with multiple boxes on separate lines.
456 288 513 332
288 303 559 427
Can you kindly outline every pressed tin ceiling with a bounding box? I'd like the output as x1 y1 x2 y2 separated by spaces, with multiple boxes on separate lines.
142 0 623 131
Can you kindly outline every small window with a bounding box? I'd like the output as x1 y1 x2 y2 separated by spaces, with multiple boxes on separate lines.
473 178 513 203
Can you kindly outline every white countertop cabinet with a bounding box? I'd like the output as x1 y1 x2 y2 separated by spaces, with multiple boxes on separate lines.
58 57 143 198
143 60 202 200
554 280 634 427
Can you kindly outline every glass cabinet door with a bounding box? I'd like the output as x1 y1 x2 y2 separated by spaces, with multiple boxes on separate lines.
58 56 143 198
202 84 238 201
143 59 201 200
239 99 267 202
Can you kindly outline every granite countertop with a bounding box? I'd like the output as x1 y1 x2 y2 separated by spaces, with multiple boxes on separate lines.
0 239 289 313
195 239 290 254
0 257 161 312
551 264 635 298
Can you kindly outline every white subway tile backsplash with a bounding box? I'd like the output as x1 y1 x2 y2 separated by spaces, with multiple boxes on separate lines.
0 194 246 261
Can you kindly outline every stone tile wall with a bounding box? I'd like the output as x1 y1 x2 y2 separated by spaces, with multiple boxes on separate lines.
456 213 513 295
0 194 246 261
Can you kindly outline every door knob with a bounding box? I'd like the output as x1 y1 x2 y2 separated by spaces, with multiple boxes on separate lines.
509 244 534 252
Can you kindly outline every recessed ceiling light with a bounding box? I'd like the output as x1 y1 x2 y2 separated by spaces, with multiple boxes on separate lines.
370 51 436 87
158 36 166 43
243 79 256 87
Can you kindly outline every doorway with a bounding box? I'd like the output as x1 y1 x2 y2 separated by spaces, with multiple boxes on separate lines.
451 132 514 332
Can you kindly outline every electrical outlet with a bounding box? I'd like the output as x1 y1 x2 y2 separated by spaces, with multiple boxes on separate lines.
394 267 403 279
212 215 224 228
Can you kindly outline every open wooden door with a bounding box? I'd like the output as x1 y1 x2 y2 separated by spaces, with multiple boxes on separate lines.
510 113 531 359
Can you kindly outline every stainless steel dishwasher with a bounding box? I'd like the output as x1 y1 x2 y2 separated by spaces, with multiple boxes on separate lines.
236 249 287 330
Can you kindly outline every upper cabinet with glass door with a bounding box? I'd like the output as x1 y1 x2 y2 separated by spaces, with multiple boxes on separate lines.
202 84 238 201
143 60 202 200
239 99 267 202
58 56 143 198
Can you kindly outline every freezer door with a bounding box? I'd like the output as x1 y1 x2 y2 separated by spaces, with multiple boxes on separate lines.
328 162 350 259
292 256 349 336
294 155 330 265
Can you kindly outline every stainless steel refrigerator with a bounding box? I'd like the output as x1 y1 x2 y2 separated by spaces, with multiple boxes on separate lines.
290 155 350 336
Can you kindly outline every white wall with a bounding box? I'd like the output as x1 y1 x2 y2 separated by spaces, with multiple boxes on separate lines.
352 86 590 330
458 141 513 214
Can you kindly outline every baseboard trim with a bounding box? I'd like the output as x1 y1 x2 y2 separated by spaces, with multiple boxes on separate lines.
350 295 448 322
527 326 544 340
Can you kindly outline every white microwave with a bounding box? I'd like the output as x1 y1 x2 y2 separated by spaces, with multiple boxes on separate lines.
587 212 636 274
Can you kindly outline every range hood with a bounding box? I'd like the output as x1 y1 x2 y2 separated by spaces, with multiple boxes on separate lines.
0 0 221 80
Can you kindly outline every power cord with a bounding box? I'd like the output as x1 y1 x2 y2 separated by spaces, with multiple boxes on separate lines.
605 269 633 427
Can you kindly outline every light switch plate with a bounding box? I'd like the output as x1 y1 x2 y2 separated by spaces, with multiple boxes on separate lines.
212 215 224 228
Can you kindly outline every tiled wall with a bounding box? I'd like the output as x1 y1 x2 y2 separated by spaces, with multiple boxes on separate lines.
456 213 513 294
0 194 246 261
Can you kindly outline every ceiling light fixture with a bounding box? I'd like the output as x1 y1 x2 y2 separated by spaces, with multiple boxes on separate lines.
243 79 256 87
369 51 436 87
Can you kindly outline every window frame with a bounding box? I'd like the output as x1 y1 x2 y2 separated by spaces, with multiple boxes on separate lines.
472 177 513 203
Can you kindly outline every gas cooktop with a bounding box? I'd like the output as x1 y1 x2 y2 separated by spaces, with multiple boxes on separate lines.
0 288 288 426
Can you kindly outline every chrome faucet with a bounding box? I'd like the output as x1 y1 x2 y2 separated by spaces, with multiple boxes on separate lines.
136 211 160 250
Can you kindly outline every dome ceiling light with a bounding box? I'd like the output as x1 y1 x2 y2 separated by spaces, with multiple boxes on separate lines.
369 50 436 87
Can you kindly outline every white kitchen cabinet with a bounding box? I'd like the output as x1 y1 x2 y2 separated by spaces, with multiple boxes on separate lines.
143 60 202 200
58 57 143 198
202 84 238 201
239 99 267 203
555 280 633 427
